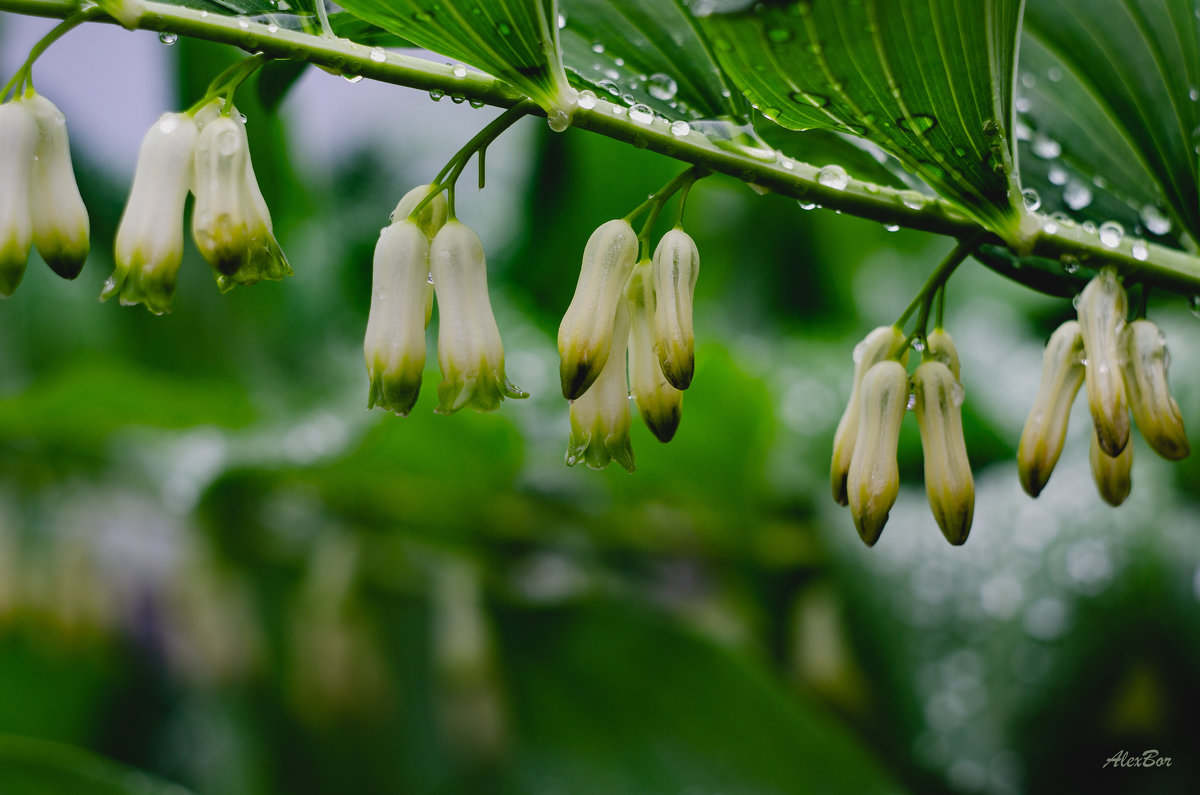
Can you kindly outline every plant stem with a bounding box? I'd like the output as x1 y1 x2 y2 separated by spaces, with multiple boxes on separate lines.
4 0 1200 297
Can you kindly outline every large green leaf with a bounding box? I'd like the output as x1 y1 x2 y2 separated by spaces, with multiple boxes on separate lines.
558 0 744 121
1024 0 1200 248
0 735 194 795
692 0 1027 241
335 0 575 120
1014 33 1167 237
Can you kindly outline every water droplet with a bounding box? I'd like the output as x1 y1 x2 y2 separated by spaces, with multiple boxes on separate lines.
629 104 654 124
1020 72 1037 89
611 105 625 115
547 108 572 132
157 116 179 134
897 114 937 135
1031 134 1061 159
343 74 364 84
1140 204 1172 236
817 164 849 190
1187 295 1200 317
450 93 466 103
1191 87 1199 102
647 73 678 101
158 31 178 45
951 381 966 407
237 20 249 29
1063 181 1093 210
670 120 690 137
1043 219 1058 235
453 63 468 78
1015 96 1032 113
1047 67 1063 82
1022 188 1041 211
1098 221 1124 248
1082 221 1097 235
883 223 900 232
429 89 444 101
370 48 387 63
266 23 279 33
789 91 829 108
591 42 605 54
1131 240 1149 261
912 338 925 352
427 273 435 285
558 13 566 29
906 393 917 411
798 201 818 210
1061 255 1080 274
1051 211 1074 227
901 191 926 211
576 90 597 110
469 99 485 109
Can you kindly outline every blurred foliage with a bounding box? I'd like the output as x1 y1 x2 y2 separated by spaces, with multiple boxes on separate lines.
0 30 1198 795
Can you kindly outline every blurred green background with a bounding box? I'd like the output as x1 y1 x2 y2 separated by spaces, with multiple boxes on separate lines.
1 21 1200 795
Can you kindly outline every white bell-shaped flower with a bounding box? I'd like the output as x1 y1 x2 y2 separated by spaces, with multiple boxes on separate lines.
430 220 526 414
192 115 258 277
652 228 700 390
105 112 198 314
364 219 431 416
0 101 37 297
567 300 635 472
23 92 89 280
626 260 682 442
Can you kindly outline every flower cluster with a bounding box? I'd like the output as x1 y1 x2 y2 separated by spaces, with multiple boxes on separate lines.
103 100 290 314
364 185 525 416
0 91 89 296
1018 268 1189 505
558 221 700 471
831 326 974 546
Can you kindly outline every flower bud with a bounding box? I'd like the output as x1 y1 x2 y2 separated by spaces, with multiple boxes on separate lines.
430 220 527 413
1017 321 1086 496
192 115 255 276
391 184 448 327
1122 320 1189 461
1077 269 1130 456
912 361 974 545
652 228 699 390
23 93 89 280
567 301 635 471
0 101 37 297
847 360 909 546
365 220 431 416
627 261 682 442
925 327 960 379
558 219 638 399
1089 425 1132 507
831 326 908 506
105 112 198 314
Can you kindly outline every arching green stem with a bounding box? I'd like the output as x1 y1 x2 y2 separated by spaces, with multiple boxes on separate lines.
0 5 100 99
897 234 984 347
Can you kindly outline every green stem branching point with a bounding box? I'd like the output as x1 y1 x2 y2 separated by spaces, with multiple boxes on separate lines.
3 0 1200 298
898 234 983 346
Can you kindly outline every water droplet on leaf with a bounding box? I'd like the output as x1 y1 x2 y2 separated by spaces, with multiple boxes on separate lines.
1098 221 1124 248
817 164 849 190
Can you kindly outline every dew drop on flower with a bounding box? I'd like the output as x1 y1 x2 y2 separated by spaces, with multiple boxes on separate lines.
817 164 849 190
1098 221 1124 248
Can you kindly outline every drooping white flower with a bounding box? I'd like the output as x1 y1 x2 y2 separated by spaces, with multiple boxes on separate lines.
558 219 638 399
390 183 448 327
1122 319 1189 461
364 219 431 416
104 112 198 314
652 228 699 390
1077 269 1130 457
912 360 974 545
430 220 526 414
22 92 89 280
1089 425 1132 507
626 260 682 442
0 101 37 297
847 360 909 545
567 300 634 472
191 115 257 277
1017 321 1086 497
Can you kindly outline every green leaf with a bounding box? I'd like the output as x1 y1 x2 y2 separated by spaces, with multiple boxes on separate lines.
335 0 575 120
558 0 744 121
1023 0 1200 248
495 601 908 795
1014 34 1165 238
693 0 1027 242
0 735 193 795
